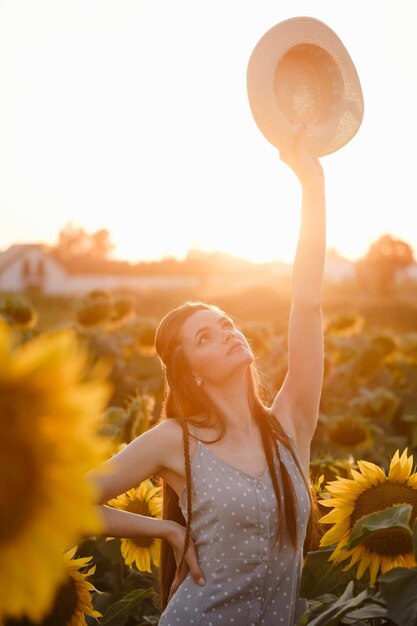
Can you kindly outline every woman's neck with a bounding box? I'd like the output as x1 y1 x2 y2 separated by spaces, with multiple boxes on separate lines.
202 374 256 437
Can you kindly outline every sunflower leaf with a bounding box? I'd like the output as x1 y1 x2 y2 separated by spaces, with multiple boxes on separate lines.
345 504 413 550
378 567 417 626
301 548 367 599
99 587 154 626
95 536 125 565
340 599 389 623
413 519 417 561
296 581 384 626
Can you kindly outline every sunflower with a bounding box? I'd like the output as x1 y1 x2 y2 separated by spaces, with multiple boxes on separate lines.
52 546 102 626
0 322 111 622
310 455 356 486
320 448 417 585
108 480 162 572
0 295 37 328
327 414 374 452
4 546 101 626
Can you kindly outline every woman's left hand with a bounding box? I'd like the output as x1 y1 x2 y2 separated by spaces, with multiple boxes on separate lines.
166 522 205 602
278 123 324 187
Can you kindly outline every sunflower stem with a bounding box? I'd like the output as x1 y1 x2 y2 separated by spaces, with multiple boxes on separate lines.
115 561 124 594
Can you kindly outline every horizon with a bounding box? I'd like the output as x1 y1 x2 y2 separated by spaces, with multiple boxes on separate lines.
2 233 414 267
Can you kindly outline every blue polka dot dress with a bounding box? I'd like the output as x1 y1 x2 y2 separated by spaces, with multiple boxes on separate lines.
158 433 310 626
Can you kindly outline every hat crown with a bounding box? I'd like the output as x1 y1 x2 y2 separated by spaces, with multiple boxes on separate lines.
247 17 364 156
274 43 345 127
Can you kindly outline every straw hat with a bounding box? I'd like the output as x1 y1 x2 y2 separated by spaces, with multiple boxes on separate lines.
246 17 364 156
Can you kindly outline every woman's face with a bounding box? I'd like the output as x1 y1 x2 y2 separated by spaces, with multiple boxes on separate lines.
180 308 253 385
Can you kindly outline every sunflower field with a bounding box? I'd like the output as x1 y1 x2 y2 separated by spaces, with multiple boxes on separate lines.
2 287 417 626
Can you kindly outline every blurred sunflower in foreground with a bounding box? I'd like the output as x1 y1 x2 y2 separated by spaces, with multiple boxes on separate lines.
4 546 101 626
320 448 417 584
108 479 162 572
0 321 111 622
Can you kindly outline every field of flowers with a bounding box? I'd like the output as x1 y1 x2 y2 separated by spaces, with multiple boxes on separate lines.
2 288 417 626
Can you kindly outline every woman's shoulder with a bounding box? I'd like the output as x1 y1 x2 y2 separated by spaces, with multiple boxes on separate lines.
146 419 183 453
152 414 206 444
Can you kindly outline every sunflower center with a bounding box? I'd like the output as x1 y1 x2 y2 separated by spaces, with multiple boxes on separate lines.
43 575 79 626
0 427 41 545
329 420 369 447
126 499 154 549
351 482 417 556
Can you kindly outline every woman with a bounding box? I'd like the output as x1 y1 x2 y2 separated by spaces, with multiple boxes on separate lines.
86 123 325 626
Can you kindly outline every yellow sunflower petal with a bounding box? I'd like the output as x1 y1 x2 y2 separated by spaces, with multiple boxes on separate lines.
368 553 382 585
350 469 372 485
329 536 351 561
380 555 394 574
357 460 386 485
320 507 353 524
319 519 351 547
391 449 400 465
356 550 372 580
389 449 405 482
0 323 111 622
317 449 417 586
342 547 362 571
406 474 417 488
318 498 345 508
402 554 416 568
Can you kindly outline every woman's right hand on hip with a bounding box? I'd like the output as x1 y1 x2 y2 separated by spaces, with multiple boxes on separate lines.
166 521 205 601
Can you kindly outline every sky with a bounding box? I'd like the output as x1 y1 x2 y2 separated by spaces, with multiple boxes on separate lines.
0 0 416 264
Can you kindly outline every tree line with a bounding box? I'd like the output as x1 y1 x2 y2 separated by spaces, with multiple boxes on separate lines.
49 223 415 295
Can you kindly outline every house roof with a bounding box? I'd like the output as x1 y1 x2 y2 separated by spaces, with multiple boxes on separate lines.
0 244 52 275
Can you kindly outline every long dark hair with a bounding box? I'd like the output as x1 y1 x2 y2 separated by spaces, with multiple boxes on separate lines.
154 301 320 610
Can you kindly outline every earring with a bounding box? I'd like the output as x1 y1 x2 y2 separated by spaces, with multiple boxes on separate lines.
195 376 202 386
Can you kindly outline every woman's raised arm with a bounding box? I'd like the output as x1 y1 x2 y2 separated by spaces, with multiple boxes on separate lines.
270 125 325 454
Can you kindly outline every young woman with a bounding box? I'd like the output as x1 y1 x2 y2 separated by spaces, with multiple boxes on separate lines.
86 124 325 626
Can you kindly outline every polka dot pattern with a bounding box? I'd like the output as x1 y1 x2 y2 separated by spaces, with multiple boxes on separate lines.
158 434 310 626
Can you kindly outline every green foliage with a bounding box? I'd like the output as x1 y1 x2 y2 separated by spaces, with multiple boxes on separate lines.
301 548 365 599
101 392 155 447
7 289 417 624
99 588 156 626
349 386 401 421
324 312 364 335
413 518 417 561
378 567 417 626
79 538 160 626
297 581 387 626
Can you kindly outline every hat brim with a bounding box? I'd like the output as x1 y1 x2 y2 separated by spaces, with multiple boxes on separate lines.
247 17 364 157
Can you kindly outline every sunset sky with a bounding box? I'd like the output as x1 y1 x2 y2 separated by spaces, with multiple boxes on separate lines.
0 0 416 264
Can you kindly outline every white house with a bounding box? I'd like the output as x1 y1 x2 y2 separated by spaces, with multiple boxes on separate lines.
1 244 381 295
0 245 200 294
0 244 68 293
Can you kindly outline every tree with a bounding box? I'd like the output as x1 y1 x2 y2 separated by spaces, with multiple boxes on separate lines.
54 223 115 262
89 228 115 260
356 234 415 295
